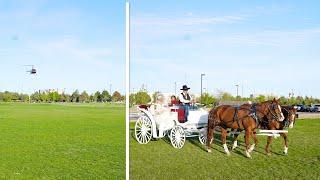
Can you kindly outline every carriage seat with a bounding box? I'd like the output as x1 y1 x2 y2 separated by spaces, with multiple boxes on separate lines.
138 104 151 110
170 105 185 123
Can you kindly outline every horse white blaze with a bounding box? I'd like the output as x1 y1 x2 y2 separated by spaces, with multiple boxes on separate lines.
223 144 230 155
278 105 285 121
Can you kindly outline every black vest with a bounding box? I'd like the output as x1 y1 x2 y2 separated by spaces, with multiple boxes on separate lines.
181 93 191 101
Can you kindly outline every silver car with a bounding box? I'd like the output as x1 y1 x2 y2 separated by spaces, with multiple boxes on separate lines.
311 104 320 112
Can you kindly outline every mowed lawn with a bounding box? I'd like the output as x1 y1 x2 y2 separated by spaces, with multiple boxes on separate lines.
0 103 125 179
130 119 320 179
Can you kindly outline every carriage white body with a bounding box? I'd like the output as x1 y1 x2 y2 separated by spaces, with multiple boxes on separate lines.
134 105 208 148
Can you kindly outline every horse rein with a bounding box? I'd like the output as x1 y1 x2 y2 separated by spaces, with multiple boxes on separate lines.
266 104 282 121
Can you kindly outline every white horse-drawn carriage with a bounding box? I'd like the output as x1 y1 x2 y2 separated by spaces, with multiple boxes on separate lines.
134 104 208 148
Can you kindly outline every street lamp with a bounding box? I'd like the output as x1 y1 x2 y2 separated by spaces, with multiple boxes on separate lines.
235 84 239 99
201 74 206 104
174 82 177 96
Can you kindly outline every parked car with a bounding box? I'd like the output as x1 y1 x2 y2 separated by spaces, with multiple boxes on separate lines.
310 104 320 112
304 105 312 112
295 104 303 111
296 104 307 112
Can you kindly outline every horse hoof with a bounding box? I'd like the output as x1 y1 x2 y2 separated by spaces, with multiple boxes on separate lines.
267 153 271 156
245 151 252 159
248 144 255 153
226 152 231 156
207 149 212 153
283 152 288 156
232 146 237 151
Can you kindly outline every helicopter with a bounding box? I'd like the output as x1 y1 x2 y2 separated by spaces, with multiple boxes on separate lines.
24 65 37 75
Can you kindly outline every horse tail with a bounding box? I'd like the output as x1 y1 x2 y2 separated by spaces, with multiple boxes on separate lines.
207 107 221 151
208 107 219 130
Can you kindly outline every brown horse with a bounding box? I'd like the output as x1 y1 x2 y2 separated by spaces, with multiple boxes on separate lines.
230 105 297 155
206 99 284 158
265 106 297 155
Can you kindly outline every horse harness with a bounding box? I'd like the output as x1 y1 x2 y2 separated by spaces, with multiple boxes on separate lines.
232 103 281 129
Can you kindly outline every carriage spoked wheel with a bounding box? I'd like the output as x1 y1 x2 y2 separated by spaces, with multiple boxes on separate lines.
199 128 207 145
199 128 212 145
135 115 152 144
170 125 186 149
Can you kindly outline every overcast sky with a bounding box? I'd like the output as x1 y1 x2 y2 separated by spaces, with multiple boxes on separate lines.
130 0 320 98
0 0 125 94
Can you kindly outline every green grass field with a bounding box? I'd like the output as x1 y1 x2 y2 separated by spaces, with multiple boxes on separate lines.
0 103 125 179
130 119 320 179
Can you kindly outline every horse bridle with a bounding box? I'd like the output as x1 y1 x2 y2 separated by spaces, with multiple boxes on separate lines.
281 107 296 127
267 104 282 121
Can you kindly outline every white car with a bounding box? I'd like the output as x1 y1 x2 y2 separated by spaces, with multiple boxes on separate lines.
311 104 320 112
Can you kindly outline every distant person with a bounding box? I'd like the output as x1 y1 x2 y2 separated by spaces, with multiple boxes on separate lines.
169 95 179 106
179 85 192 122
151 94 168 116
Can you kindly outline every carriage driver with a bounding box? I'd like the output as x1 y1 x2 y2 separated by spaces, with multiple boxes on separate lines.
179 85 192 122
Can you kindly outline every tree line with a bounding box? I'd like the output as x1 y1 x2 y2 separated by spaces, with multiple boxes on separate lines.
199 92 320 107
0 90 124 103
129 90 320 107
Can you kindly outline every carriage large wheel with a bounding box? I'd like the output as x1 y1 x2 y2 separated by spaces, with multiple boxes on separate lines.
199 128 212 145
135 115 152 144
170 126 186 149
199 128 207 145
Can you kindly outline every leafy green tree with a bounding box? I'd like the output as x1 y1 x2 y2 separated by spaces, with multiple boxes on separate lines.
135 91 151 104
48 92 60 102
3 91 13 102
129 93 135 107
40 92 49 102
256 95 266 103
101 90 111 102
121 95 125 102
93 91 102 102
221 92 234 101
112 91 122 102
152 91 161 103
71 90 80 102
19 94 29 102
30 91 41 102
79 91 89 103
279 96 288 105
201 93 216 106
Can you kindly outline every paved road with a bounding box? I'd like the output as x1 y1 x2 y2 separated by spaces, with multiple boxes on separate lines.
129 113 140 121
297 112 320 119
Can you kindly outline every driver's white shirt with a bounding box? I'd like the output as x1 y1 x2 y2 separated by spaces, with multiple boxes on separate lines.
179 92 191 104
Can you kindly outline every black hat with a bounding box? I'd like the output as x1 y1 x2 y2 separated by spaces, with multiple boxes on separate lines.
180 85 190 90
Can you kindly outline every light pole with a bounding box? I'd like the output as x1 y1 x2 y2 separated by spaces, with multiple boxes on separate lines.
201 74 206 104
235 84 239 99
174 82 177 96
109 83 112 94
